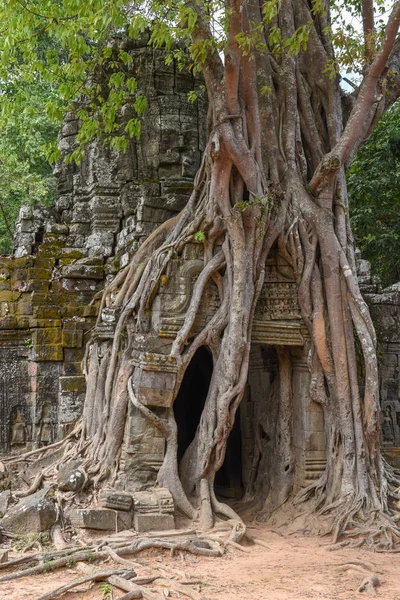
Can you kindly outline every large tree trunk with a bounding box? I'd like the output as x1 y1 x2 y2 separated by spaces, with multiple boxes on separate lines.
71 0 400 548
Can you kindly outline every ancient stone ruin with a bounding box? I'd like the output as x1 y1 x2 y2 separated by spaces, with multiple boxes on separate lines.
0 36 399 534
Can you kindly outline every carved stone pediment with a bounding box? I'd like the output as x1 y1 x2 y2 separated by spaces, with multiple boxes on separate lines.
151 246 308 346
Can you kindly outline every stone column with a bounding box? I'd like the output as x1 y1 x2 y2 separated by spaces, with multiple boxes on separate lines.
291 347 326 491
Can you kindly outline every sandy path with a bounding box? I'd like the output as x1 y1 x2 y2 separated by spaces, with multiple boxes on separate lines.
2 523 400 600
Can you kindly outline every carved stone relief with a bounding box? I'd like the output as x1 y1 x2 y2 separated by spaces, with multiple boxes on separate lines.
0 346 31 454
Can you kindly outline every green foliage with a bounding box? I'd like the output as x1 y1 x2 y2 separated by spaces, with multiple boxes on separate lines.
0 0 375 158
0 81 57 253
100 582 113 598
194 230 206 243
0 0 397 265
43 558 53 572
348 102 400 286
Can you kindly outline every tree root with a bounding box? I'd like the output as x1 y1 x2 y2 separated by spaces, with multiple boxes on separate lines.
335 560 382 573
245 535 271 550
118 592 143 600
292 467 400 550
14 472 44 498
0 534 221 583
35 569 132 600
358 575 381 596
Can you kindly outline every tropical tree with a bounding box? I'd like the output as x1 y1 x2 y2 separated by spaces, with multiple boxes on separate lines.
0 81 58 252
348 102 400 286
2 0 400 548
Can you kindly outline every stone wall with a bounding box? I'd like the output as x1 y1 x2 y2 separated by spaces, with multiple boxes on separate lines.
0 36 205 456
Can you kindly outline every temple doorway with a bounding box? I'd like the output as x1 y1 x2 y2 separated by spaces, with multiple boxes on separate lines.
215 344 277 501
173 346 213 463
173 344 281 501
215 407 244 499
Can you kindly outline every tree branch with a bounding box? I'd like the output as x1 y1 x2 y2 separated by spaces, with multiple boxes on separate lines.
362 0 375 59
310 0 400 192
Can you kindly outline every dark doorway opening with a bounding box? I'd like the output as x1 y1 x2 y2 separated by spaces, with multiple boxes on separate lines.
215 407 244 499
173 346 213 463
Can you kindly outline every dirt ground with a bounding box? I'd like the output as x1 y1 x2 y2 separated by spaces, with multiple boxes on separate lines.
2 522 400 600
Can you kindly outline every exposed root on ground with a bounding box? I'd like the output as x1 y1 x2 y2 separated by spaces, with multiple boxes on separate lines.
0 524 256 600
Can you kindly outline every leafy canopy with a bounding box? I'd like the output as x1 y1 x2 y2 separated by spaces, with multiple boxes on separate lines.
0 80 57 252
0 0 397 253
348 101 400 286
0 0 386 151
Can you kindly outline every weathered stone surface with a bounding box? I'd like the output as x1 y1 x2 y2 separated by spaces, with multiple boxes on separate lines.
69 507 132 531
60 264 104 280
57 461 85 492
0 490 12 517
133 514 175 532
98 489 133 511
132 488 174 531
69 508 117 530
0 36 204 459
1 488 57 534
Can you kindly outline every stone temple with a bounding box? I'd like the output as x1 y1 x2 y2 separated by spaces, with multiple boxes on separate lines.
0 36 400 515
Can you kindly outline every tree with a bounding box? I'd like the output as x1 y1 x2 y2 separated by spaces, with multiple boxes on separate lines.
2 0 400 548
0 80 58 252
348 102 400 286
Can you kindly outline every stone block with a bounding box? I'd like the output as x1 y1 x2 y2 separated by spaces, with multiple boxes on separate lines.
132 354 177 408
32 327 62 346
16 298 33 316
60 264 104 280
0 490 12 517
62 361 82 376
57 461 85 492
63 348 85 363
132 488 174 517
33 344 63 361
26 279 49 293
28 268 52 281
14 246 32 259
59 376 86 393
133 369 176 407
72 202 91 223
59 248 86 259
305 431 326 452
16 232 36 246
1 488 57 534
98 490 133 511
69 508 131 531
69 508 117 530
0 291 21 302
117 511 133 531
61 120 79 137
83 305 98 317
34 306 60 319
62 328 83 348
35 257 55 268
70 223 91 235
133 514 175 532
36 319 62 328
88 245 114 258
59 390 85 423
